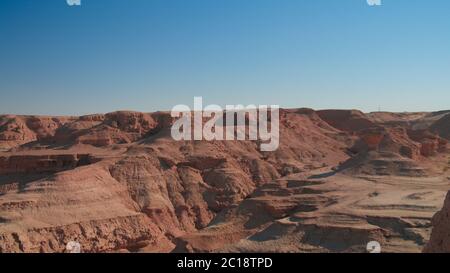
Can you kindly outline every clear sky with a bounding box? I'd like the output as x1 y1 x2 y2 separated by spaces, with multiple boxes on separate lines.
1 0 449 115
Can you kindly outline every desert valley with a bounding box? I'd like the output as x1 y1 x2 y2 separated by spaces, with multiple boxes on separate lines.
0 108 449 253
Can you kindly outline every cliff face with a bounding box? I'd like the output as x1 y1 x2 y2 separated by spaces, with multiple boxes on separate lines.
0 154 95 175
430 114 450 140
424 191 450 253
408 129 448 156
0 109 448 253
0 214 170 253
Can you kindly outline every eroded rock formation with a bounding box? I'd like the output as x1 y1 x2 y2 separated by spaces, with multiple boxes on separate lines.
0 109 448 253
424 190 450 253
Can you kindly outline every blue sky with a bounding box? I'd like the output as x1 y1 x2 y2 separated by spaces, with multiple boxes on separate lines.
0 0 449 115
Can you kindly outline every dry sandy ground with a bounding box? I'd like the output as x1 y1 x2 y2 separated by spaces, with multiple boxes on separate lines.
174 165 450 253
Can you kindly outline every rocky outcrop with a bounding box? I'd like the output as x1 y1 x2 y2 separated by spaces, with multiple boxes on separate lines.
408 129 448 157
0 116 38 144
317 110 376 133
340 151 427 177
378 127 421 159
0 116 74 145
319 111 448 161
0 112 167 149
104 112 157 133
430 114 450 140
424 192 450 253
0 154 95 175
70 112 159 146
350 127 421 160
0 214 169 253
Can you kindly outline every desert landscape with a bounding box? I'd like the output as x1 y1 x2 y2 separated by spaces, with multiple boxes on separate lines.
0 108 449 253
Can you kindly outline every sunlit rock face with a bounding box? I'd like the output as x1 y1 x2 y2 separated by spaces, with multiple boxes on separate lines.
0 109 449 253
